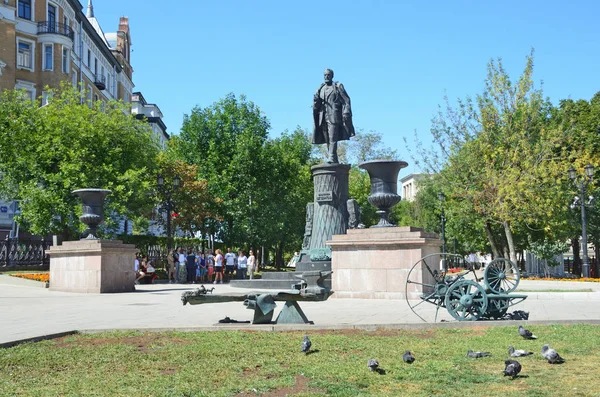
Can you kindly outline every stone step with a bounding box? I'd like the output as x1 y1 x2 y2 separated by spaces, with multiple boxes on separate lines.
229 279 300 290
261 272 301 280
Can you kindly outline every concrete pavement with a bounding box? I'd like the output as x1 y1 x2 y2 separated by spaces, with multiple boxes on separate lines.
1 274 600 345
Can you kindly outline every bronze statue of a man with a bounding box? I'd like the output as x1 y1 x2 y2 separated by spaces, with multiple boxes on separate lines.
313 69 355 163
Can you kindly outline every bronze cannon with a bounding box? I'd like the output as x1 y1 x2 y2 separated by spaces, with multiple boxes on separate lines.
181 271 333 324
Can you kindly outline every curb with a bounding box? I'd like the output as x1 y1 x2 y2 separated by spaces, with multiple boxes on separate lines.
0 331 78 349
4 320 600 348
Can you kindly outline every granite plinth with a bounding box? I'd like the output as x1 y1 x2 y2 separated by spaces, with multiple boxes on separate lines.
47 239 137 293
328 226 442 299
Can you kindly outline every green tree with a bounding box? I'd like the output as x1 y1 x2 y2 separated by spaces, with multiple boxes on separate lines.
0 84 159 239
409 51 572 263
175 93 270 246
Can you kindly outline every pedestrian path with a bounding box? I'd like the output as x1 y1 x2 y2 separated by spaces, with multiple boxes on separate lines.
1 275 599 345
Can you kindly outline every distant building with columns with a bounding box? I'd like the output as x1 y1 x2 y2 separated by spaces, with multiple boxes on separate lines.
400 174 431 202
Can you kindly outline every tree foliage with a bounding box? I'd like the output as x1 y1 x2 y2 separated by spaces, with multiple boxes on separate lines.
0 84 159 239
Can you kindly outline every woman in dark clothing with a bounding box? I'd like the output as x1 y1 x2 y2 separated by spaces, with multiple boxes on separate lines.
186 249 197 284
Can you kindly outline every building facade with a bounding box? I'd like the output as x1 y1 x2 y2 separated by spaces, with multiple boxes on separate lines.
0 0 133 105
400 174 430 202
132 91 169 149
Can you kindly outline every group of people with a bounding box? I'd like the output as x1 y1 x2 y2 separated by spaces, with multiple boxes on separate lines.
166 247 257 284
134 254 156 284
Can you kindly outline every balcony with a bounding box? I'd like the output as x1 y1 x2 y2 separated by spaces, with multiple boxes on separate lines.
94 74 106 91
37 22 74 41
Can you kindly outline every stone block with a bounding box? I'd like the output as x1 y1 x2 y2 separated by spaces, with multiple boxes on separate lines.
328 227 442 300
48 239 137 293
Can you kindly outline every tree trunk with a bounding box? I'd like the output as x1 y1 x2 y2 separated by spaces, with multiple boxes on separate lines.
275 242 284 271
503 221 517 264
572 237 581 277
484 222 501 259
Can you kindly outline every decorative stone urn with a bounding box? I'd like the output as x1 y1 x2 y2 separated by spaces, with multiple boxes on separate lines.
358 160 408 227
72 188 111 239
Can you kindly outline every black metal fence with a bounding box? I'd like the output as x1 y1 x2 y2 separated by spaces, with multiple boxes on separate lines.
0 237 51 269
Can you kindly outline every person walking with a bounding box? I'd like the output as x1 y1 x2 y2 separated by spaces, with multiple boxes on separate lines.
166 250 176 283
213 249 224 284
248 249 256 280
237 250 248 279
186 249 197 284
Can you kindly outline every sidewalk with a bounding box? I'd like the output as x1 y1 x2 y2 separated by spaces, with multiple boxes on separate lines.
1 275 600 345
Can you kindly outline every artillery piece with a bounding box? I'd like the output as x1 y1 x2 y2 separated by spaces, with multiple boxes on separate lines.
181 271 333 324
405 254 527 322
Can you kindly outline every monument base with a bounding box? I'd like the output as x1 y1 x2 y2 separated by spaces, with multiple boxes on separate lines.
47 239 137 293
328 226 442 299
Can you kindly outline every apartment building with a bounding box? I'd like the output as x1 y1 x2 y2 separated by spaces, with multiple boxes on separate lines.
0 0 133 104
132 91 170 149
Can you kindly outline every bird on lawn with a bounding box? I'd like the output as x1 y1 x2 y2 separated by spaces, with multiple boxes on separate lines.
301 334 311 354
508 346 534 357
541 344 565 364
503 359 522 379
467 350 491 358
368 358 379 372
518 325 537 339
402 350 415 364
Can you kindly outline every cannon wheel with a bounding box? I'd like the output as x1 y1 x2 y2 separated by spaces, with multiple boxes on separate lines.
445 280 488 321
405 253 467 322
484 258 520 294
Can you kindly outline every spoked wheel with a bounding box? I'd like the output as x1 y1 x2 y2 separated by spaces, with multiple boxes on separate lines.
445 280 488 321
484 258 520 294
405 253 468 322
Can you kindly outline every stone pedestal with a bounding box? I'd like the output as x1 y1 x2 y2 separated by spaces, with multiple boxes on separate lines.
327 226 442 299
47 239 137 293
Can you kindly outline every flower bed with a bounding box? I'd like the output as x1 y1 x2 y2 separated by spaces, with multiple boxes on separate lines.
447 267 464 273
10 273 49 283
524 276 600 283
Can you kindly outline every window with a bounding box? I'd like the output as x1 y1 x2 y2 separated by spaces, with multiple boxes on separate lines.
15 80 36 101
41 91 51 106
48 4 57 32
87 50 91 67
94 58 98 76
18 0 31 20
17 41 33 70
43 44 53 71
62 48 69 73
72 70 78 87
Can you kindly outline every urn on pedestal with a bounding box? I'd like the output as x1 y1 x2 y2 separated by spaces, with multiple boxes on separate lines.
358 160 408 228
72 188 111 239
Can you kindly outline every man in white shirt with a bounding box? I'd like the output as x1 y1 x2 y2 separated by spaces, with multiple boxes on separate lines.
177 248 186 283
224 248 236 282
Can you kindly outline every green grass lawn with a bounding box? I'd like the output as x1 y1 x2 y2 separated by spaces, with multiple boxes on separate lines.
1 325 599 396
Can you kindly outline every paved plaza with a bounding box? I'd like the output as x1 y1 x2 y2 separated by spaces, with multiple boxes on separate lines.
1 274 600 345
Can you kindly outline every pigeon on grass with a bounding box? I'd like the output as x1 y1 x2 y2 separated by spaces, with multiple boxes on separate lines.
518 325 537 339
368 358 379 372
508 346 534 357
467 350 491 358
402 350 415 364
541 344 565 364
503 359 522 379
301 334 311 354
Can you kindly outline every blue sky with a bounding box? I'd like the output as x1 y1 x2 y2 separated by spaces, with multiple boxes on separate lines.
93 0 600 173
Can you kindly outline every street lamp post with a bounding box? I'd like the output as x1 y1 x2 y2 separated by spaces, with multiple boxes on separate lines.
157 174 181 253
568 164 594 278
438 192 446 268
